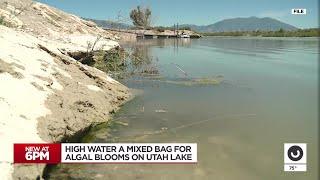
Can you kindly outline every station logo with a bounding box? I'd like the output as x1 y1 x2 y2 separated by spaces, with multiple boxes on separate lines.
284 143 307 172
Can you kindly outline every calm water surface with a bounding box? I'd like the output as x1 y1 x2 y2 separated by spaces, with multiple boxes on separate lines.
51 37 319 180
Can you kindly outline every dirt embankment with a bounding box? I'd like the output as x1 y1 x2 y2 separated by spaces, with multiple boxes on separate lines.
0 0 132 179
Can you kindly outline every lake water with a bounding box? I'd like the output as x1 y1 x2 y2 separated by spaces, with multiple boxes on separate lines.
50 37 319 179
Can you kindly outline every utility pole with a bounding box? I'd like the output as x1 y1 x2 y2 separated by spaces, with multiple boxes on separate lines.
177 23 179 36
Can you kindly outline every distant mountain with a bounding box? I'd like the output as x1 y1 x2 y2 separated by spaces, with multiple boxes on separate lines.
83 18 132 29
85 17 298 33
180 17 298 32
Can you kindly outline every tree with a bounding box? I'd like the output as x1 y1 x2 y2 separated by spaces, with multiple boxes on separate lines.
279 28 284 33
130 6 152 28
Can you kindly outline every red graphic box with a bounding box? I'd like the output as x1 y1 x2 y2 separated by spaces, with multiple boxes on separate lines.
14 143 61 164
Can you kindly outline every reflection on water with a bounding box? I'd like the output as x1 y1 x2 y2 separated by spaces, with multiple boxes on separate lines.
50 37 319 180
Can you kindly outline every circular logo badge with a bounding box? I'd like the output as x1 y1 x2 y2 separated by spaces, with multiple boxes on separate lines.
287 145 303 161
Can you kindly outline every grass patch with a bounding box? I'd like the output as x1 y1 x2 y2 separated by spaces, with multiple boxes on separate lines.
93 47 127 73
0 16 3 25
80 119 126 143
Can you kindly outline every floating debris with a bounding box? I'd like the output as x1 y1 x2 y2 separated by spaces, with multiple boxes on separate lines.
161 127 168 131
132 76 224 86
114 121 129 126
138 73 164 80
192 77 223 85
140 106 145 112
155 109 167 113
171 63 188 77
164 76 224 86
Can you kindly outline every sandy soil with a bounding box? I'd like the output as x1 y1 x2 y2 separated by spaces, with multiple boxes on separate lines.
0 1 132 179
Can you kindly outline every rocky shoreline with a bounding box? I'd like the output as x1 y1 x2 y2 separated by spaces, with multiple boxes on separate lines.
0 1 133 179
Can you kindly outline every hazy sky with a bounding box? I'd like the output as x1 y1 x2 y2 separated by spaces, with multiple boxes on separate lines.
38 0 318 28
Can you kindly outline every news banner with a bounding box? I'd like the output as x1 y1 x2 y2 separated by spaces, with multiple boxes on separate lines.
14 143 197 164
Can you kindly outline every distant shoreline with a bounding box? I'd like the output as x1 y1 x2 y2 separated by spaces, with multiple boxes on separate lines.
199 28 320 37
200 36 319 39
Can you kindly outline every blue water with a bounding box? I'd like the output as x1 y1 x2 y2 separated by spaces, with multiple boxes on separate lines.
51 37 319 180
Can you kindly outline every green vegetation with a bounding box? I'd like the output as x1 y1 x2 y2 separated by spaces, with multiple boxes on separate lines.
81 118 130 143
178 26 192 31
201 28 320 37
81 44 158 79
0 16 10 27
154 26 166 32
93 47 127 73
81 121 112 143
129 6 152 28
161 76 223 86
67 45 128 78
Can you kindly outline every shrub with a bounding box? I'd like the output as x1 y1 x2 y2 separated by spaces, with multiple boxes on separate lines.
155 26 166 32
0 16 4 25
179 26 191 31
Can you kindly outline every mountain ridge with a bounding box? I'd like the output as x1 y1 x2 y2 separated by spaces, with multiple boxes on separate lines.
83 18 132 29
86 16 298 32
179 17 298 32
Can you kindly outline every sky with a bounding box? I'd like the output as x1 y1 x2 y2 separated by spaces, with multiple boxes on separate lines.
37 0 318 28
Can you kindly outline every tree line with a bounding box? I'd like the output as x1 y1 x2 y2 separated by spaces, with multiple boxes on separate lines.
200 28 320 37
